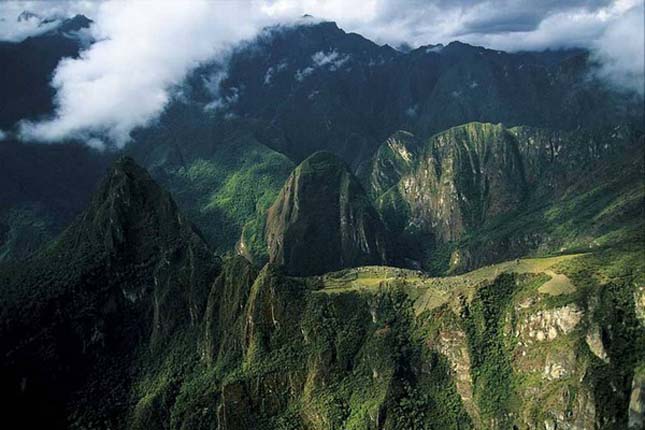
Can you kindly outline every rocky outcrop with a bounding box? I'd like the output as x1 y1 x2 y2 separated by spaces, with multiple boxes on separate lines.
378 122 527 242
360 130 419 198
367 122 643 274
630 369 645 429
266 151 388 275
635 285 645 326
431 309 481 426
516 304 583 343
586 324 609 362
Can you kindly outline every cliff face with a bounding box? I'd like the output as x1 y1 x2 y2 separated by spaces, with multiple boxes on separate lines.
265 151 388 276
1 157 641 430
366 123 642 273
131 245 644 430
381 123 527 243
360 130 420 199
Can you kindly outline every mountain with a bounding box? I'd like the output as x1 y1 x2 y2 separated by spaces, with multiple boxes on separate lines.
0 17 643 429
265 151 388 275
0 157 219 428
1 19 642 266
365 122 643 272
0 157 642 430
126 116 295 263
358 129 420 199
178 22 641 166
0 15 103 264
0 140 112 263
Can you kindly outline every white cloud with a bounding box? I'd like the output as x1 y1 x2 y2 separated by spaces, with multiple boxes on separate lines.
264 59 289 84
263 0 643 94
11 0 643 147
19 0 280 147
293 50 351 82
204 71 240 112
295 66 315 81
264 67 275 85
311 50 350 70
0 129 7 141
592 4 644 94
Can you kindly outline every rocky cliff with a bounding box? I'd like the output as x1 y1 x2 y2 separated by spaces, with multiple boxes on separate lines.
265 151 388 275
1 157 642 430
366 122 643 273
130 243 644 430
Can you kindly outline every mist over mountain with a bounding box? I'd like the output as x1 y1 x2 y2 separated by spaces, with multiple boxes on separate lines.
0 3 643 430
1 16 641 264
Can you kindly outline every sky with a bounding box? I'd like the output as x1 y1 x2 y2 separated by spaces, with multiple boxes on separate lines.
1 0 643 147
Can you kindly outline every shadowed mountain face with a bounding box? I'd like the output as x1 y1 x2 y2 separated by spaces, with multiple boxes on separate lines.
0 157 219 428
0 156 643 430
183 22 640 165
266 151 388 276
0 17 643 429
0 140 112 263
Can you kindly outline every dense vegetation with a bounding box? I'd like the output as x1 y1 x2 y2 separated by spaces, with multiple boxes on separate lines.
0 14 642 430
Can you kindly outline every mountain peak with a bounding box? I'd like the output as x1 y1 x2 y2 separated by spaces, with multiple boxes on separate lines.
57 14 92 33
266 151 388 275
56 156 209 261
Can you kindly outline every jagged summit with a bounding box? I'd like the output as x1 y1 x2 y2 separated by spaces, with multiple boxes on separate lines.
56 14 92 33
15 11 90 33
57 156 199 256
266 151 388 275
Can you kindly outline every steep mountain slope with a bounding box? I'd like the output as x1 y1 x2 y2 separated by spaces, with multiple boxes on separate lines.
366 122 643 272
183 21 641 166
119 240 645 430
0 15 106 263
1 157 641 430
358 130 420 199
0 157 219 428
127 119 294 262
265 151 388 275
0 140 112 262
381 123 527 242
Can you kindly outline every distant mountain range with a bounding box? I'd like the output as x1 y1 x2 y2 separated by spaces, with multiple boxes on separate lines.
1 15 642 266
0 15 643 430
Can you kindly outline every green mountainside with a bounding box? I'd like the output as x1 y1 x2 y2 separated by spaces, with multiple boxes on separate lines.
0 141 112 263
0 158 219 428
1 158 642 429
126 121 295 263
366 122 643 273
0 16 642 430
0 20 642 266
